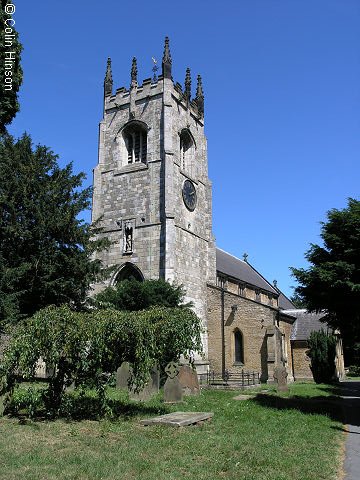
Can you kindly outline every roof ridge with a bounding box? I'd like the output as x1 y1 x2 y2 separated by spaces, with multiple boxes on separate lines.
216 247 247 264
245 260 278 294
216 247 277 295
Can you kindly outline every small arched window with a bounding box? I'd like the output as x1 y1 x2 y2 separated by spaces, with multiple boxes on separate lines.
234 329 244 364
124 125 147 164
179 130 193 171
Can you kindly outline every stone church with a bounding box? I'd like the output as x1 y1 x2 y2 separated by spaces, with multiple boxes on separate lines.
91 37 333 383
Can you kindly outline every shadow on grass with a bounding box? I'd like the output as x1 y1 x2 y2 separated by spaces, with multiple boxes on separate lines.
6 392 171 423
252 393 346 423
64 395 170 421
253 381 360 427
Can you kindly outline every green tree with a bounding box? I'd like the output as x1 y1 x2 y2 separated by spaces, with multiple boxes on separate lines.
0 134 109 327
289 292 307 309
93 278 189 311
291 198 360 345
0 0 23 131
307 330 337 383
0 304 202 417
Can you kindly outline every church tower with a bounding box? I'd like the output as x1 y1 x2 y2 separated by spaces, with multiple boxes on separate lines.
92 38 216 371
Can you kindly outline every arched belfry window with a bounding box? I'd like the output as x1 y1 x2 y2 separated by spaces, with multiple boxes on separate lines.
123 124 147 164
234 329 244 364
179 129 194 171
114 262 144 283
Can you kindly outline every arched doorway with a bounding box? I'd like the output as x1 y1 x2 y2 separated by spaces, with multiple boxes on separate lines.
113 262 144 283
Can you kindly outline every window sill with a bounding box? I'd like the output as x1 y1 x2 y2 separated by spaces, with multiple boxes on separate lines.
114 162 148 176
233 362 244 367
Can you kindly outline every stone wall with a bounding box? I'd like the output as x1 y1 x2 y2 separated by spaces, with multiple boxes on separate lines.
207 284 283 382
291 340 313 380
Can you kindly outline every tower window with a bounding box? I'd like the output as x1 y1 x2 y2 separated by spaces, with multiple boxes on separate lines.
124 127 147 164
234 329 244 364
179 130 193 171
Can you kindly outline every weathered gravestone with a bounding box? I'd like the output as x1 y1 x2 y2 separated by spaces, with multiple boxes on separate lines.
129 366 160 402
273 365 289 392
116 362 131 389
116 362 159 402
164 361 183 403
178 365 200 396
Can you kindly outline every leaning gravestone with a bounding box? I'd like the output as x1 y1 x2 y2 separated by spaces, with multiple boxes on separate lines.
164 361 183 404
273 365 289 392
178 365 200 396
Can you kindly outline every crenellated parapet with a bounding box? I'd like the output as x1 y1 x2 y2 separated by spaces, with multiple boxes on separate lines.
103 37 204 121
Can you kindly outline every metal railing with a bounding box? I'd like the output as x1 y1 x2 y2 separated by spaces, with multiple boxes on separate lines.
199 369 260 388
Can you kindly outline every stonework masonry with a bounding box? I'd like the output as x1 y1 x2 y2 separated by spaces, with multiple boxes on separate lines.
207 285 293 382
92 38 296 380
92 41 215 372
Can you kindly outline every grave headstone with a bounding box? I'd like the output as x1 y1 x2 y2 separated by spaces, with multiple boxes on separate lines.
273 365 289 392
178 365 200 396
116 362 131 390
129 366 160 402
116 362 159 402
164 361 183 403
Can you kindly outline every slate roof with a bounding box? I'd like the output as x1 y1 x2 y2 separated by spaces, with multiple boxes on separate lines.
278 292 296 310
283 309 328 341
216 248 278 295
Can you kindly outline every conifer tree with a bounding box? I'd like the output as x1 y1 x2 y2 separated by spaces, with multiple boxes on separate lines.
0 134 109 327
291 198 360 346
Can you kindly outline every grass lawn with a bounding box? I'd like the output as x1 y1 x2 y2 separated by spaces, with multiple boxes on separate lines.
0 383 344 480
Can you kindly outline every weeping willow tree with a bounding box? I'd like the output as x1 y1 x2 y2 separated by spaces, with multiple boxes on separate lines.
0 304 203 417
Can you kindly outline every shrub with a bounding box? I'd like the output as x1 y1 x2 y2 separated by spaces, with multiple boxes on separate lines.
93 279 189 311
307 330 337 383
347 365 360 377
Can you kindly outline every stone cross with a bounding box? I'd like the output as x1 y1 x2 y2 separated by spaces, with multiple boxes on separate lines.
273 365 289 392
165 361 180 379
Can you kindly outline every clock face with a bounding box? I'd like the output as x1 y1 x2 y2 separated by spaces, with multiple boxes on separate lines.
182 179 197 211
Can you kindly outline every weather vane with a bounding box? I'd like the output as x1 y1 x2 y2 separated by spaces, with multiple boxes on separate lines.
152 57 158 83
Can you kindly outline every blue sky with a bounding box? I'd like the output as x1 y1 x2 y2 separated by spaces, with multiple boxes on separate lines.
8 0 360 297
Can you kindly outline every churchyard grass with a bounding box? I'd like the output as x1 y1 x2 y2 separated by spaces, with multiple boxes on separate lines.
0 383 343 480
